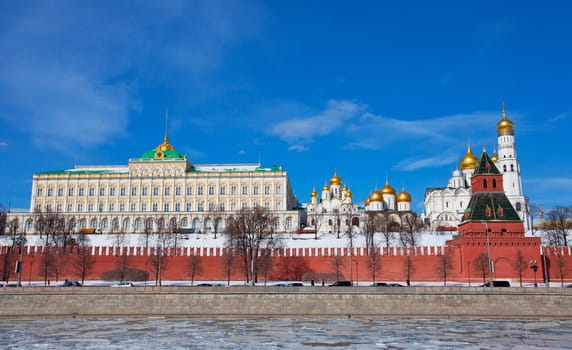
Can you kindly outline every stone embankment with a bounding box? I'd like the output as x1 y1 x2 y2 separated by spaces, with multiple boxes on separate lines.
1 287 571 318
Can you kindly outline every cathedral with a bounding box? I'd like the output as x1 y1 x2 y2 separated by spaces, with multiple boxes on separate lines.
305 174 413 234
423 104 530 232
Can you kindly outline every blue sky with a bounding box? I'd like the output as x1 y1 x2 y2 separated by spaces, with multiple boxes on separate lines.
1 1 571 212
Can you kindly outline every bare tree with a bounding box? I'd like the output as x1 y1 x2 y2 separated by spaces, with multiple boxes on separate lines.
474 253 489 284
187 255 203 286
554 253 568 287
309 207 325 239
222 247 236 286
114 230 131 282
225 207 281 286
399 213 421 253
331 255 345 282
528 202 539 235
379 215 393 255
403 255 416 286
512 250 528 287
74 232 94 285
0 204 7 235
543 206 571 246
366 246 382 283
147 223 172 286
436 251 454 286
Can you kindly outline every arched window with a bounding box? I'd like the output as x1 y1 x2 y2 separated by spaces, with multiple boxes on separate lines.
492 179 497 188
483 179 488 188
510 164 514 171
516 202 522 211
503 165 507 172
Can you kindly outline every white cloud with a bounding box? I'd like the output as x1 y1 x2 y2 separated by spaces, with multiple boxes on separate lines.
238 149 247 155
269 99 365 150
0 141 7 147
392 153 460 171
0 1 263 153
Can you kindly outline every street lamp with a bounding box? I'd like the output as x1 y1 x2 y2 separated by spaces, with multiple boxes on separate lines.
481 221 493 288
529 260 538 287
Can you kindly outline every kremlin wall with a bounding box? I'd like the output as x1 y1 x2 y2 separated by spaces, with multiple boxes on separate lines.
2 105 572 286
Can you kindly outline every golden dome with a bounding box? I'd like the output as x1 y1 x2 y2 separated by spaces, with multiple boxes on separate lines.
369 191 383 202
329 172 342 186
310 190 318 198
460 143 478 170
322 184 330 191
346 191 352 198
381 179 396 195
496 102 515 136
365 197 371 206
491 147 498 163
156 136 175 152
397 188 411 202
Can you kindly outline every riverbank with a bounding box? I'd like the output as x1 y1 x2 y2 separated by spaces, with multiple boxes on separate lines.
1 286 571 319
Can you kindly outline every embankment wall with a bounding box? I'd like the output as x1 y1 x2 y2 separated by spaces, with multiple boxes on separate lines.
1 287 571 318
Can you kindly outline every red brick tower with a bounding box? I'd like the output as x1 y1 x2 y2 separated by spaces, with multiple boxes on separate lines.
447 150 541 283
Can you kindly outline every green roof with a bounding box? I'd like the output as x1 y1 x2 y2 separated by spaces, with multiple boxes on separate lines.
461 192 522 223
140 149 185 159
474 151 501 175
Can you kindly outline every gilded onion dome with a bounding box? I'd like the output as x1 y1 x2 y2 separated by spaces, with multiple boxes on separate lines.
381 179 396 195
346 191 352 198
369 191 383 202
310 187 318 198
365 197 371 206
460 143 479 170
397 187 411 202
497 102 515 136
491 147 499 163
330 172 342 186
322 184 330 191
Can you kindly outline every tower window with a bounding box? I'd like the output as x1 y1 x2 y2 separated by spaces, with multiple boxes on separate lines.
510 164 514 172
492 179 497 188
483 179 488 188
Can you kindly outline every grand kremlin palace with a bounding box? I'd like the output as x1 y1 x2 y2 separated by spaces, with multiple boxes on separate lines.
8 135 301 234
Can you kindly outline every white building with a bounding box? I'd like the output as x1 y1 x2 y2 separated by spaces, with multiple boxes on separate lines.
424 103 529 231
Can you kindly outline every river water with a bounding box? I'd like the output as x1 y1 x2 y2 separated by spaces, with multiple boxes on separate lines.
0 317 571 349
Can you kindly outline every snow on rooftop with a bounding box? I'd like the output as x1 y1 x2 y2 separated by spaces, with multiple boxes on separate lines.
194 163 263 172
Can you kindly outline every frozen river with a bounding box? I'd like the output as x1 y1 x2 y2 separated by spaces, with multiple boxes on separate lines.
1 317 571 349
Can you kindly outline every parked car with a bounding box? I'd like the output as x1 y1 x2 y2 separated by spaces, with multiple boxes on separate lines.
481 281 510 287
111 282 133 287
62 280 82 287
372 282 403 287
196 283 213 287
286 282 304 287
329 281 352 287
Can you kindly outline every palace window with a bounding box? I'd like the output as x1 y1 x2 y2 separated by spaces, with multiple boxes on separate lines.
231 186 237 195
198 202 204 211
110 187 116 196
264 201 269 209
67 204 72 213
130 203 136 212
230 201 236 211
37 187 43 196
99 187 105 196
219 202 225 211
208 202 214 211
141 202 147 211
78 203 83 212
164 186 170 196
198 186 204 195
164 202 170 212
120 203 125 212
68 187 74 196
131 186 137 196
109 203 114 212
79 187 85 196
276 185 281 194
89 187 95 196
186 202 192 211
275 201 281 210
88 203 94 212
57 187 63 197
208 186 215 195
175 186 181 196
253 185 259 195
242 185 248 195
152 203 158 212
264 185 270 195
186 186 192 195
153 186 159 196
47 187 53 197
98 203 104 212
46 204 52 212
120 186 125 196
56 204 62 213
220 186 226 195
242 201 248 209
175 202 181 212
142 186 148 196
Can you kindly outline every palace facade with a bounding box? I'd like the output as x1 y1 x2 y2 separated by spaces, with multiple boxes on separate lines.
9 135 301 234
